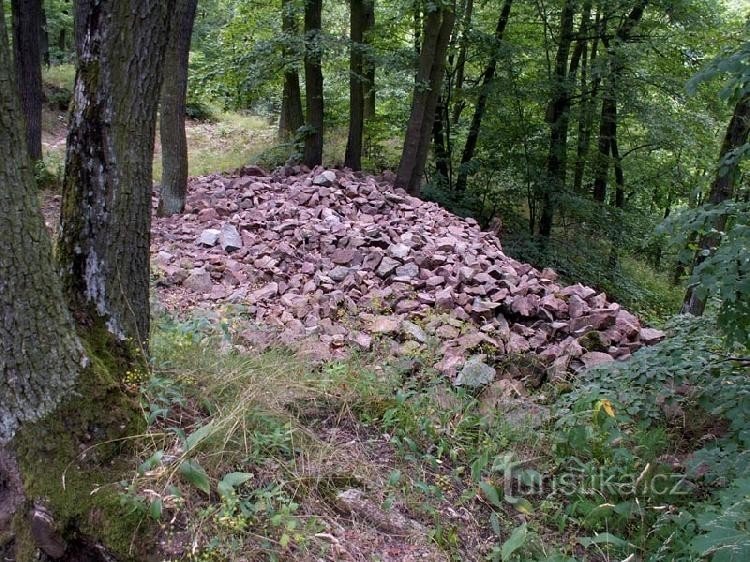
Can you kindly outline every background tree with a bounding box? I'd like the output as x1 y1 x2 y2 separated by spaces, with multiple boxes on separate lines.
157 0 199 217
345 0 365 170
58 0 174 348
11 0 43 161
303 0 324 167
279 0 304 138
396 0 455 195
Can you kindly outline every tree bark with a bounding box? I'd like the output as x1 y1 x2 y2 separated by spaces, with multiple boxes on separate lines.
0 1 84 446
538 0 578 238
432 94 451 186
11 0 43 162
451 0 473 125
157 0 199 217
454 0 513 193
395 1 456 195
303 0 324 167
345 0 365 170
279 0 304 138
363 0 375 120
683 94 750 315
59 0 174 348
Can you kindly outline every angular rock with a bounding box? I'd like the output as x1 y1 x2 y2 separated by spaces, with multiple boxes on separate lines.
454 356 495 388
198 228 221 247
183 268 213 292
220 224 243 252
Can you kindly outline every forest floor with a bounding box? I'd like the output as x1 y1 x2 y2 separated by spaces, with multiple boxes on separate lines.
36 70 743 562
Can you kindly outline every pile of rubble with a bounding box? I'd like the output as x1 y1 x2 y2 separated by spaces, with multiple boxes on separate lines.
151 166 664 382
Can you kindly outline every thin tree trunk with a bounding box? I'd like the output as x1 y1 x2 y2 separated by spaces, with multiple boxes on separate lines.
432 95 450 185
0 2 83 445
538 0 578 238
157 0 198 217
572 12 600 193
363 0 375 120
59 0 174 347
454 0 513 193
279 0 304 138
345 0 365 170
683 94 750 315
451 0 473 125
303 0 324 167
395 1 456 195
40 4 49 66
592 1 648 202
11 0 43 161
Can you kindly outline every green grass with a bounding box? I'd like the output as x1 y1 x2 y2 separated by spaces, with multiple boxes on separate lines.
42 63 76 90
154 112 278 181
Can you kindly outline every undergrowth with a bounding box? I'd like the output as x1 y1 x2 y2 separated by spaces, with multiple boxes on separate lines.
118 311 749 561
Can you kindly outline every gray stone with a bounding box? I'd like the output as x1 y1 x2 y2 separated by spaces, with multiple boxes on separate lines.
395 263 419 278
376 257 400 278
402 320 428 343
454 356 495 388
183 268 213 293
197 228 221 247
313 170 337 186
328 266 351 282
220 224 243 252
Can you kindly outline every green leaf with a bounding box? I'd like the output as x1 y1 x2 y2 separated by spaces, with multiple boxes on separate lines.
501 524 528 561
149 498 163 520
217 471 253 499
179 459 211 495
578 532 631 548
185 422 214 452
480 481 503 509
138 450 164 475
388 469 402 486
505 496 534 514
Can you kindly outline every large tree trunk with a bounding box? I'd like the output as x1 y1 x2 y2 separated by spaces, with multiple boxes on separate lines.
11 0 43 162
345 0 365 170
279 0 304 138
59 0 174 348
303 0 324 168
363 0 375 120
538 0 577 238
395 1 456 195
454 0 513 194
683 94 750 315
157 0 199 217
0 2 83 448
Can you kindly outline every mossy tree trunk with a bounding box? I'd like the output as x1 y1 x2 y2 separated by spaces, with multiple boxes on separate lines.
11 0 43 162
279 0 304 139
0 0 84 452
59 0 174 348
395 0 455 196
303 0 324 167
157 0 199 217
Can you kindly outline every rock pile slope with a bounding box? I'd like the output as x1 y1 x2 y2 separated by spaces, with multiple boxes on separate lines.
151 166 664 380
